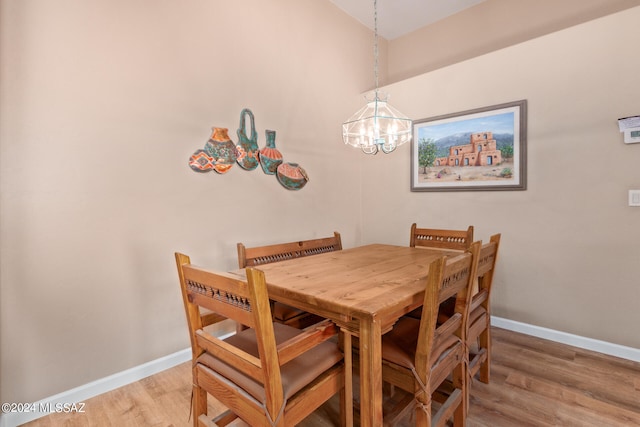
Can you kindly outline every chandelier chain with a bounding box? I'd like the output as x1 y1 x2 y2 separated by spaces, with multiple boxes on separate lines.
373 0 379 96
341 0 412 154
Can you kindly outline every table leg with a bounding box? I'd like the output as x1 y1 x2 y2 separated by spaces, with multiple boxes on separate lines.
359 316 383 427
341 331 353 427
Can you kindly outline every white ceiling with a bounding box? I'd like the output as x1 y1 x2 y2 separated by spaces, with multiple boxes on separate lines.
329 0 487 40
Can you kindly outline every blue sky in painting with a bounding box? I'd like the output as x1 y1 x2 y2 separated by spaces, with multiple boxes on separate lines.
418 112 514 141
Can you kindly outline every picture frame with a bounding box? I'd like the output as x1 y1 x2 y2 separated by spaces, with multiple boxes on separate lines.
411 100 527 192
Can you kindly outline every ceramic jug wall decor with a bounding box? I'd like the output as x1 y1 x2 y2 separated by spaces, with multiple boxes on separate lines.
188 148 215 172
236 108 260 170
276 162 309 190
203 127 237 174
259 130 283 175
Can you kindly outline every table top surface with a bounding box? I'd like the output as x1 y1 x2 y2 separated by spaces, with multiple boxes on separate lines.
247 243 461 321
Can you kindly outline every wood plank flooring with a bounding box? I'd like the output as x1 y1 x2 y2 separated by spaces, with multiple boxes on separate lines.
24 327 640 426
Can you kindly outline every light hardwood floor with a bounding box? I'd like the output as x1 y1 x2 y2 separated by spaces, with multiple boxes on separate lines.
24 327 640 426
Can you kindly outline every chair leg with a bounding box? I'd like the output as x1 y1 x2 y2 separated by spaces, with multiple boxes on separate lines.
453 394 465 427
384 382 395 397
193 384 207 427
453 358 467 427
340 330 353 427
235 321 248 333
478 325 491 383
463 358 470 422
211 409 240 426
414 398 432 427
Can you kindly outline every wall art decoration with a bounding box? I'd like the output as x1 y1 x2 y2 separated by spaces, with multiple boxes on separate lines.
259 130 283 175
188 127 238 174
206 127 238 174
236 108 260 170
187 108 309 190
189 149 215 172
411 100 527 191
276 162 309 190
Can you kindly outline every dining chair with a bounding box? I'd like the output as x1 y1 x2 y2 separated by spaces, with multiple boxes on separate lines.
405 224 475 321
175 252 347 427
467 233 501 384
374 241 480 426
409 223 474 251
237 232 342 329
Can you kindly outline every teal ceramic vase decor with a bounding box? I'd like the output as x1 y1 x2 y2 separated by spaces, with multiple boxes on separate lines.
236 108 260 170
259 130 283 175
276 162 309 190
204 127 237 174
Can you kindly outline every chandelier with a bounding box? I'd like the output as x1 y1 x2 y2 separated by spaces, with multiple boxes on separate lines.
342 0 412 155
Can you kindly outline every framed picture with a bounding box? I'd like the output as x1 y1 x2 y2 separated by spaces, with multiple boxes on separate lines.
411 100 527 192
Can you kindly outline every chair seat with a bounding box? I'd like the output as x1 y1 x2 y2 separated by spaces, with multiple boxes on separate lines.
197 322 343 403
381 317 461 370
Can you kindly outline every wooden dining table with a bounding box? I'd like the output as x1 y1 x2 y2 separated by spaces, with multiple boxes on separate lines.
236 243 461 426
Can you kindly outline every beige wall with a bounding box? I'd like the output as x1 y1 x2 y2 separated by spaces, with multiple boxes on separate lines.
387 0 640 84
2 0 640 408
0 0 370 404
362 7 640 348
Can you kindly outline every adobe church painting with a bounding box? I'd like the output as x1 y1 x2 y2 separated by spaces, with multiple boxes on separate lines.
434 131 502 168
411 100 527 191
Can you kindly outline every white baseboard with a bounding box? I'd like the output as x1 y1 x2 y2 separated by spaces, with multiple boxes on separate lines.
3 322 638 427
0 347 195 427
492 316 640 363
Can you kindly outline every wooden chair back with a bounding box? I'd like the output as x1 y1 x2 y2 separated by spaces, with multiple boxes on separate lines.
470 233 501 314
237 232 342 268
409 223 474 251
415 241 480 397
176 253 275 383
175 252 345 427
467 233 501 384
237 232 342 329
175 253 228 358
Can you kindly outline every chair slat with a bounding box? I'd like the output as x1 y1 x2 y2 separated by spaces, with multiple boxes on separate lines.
276 320 337 365
410 223 474 251
195 331 263 382
238 232 342 268
469 288 489 313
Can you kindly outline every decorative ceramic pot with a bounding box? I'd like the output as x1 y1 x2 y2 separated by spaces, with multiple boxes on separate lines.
204 127 237 174
259 130 283 175
276 162 309 190
236 108 260 170
188 149 215 172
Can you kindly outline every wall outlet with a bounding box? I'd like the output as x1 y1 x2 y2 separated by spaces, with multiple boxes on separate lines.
629 189 640 207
